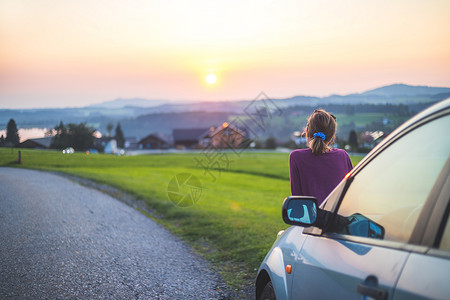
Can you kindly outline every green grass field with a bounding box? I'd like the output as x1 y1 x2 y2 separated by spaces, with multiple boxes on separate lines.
0 148 363 292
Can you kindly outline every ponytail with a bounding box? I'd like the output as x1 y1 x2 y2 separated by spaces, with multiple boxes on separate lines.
303 109 337 156
311 132 327 155
310 134 326 155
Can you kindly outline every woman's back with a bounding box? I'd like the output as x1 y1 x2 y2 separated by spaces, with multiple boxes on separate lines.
289 148 352 204
289 109 353 205
289 146 352 205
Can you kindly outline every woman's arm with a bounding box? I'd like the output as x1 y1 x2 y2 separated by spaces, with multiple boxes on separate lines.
289 152 303 196
344 151 353 172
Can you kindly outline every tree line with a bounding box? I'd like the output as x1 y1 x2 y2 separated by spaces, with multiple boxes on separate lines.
0 119 125 151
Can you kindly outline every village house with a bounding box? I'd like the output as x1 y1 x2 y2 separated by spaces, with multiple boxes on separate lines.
124 137 139 149
172 123 247 149
172 128 210 149
138 134 169 149
209 122 246 149
19 137 53 149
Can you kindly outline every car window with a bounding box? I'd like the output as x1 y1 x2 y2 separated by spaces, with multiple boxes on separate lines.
322 179 347 211
331 115 450 243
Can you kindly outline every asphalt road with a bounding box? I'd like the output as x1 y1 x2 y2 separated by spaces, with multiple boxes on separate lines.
0 168 230 299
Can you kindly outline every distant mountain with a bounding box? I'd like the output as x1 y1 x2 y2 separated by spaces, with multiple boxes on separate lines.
89 98 168 108
2 83 449 138
86 84 450 112
269 84 450 107
362 84 450 97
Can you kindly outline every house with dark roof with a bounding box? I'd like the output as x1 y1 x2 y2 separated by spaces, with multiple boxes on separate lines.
210 122 246 149
19 137 53 149
125 137 139 149
94 136 114 150
172 128 210 149
138 134 169 149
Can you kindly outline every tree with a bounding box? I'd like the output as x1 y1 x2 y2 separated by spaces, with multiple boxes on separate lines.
67 123 96 150
50 121 69 149
344 104 355 115
348 130 358 151
50 122 96 151
252 139 263 149
115 123 125 148
106 123 114 137
0 134 5 147
5 119 20 147
265 136 277 149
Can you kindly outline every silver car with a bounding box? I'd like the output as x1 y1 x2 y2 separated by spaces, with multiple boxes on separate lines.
256 98 450 300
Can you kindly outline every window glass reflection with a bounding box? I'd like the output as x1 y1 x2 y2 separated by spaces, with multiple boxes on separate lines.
335 115 450 243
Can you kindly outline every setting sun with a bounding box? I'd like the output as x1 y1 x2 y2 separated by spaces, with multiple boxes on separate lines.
0 0 449 107
206 74 217 85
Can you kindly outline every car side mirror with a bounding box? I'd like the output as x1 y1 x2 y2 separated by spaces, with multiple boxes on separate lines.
282 196 319 227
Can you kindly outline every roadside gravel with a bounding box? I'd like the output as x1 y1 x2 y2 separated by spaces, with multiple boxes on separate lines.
0 167 236 299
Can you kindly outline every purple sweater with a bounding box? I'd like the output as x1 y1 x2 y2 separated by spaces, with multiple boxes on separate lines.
289 148 353 205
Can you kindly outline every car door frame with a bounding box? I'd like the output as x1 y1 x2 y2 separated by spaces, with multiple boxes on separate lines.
391 170 450 300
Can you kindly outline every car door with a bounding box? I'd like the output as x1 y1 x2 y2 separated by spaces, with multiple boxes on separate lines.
290 113 450 299
393 168 450 300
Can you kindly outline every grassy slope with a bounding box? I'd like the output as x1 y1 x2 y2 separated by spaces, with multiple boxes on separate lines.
0 149 363 290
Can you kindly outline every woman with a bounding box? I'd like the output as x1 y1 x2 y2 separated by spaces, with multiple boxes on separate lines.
289 109 353 205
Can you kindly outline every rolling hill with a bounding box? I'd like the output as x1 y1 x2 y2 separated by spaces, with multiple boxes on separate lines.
1 83 449 140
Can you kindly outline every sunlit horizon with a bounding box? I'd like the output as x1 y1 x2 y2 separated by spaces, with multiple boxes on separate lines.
1 0 449 109
1 81 449 110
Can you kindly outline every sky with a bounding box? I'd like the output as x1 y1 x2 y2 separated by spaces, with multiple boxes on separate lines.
0 0 449 109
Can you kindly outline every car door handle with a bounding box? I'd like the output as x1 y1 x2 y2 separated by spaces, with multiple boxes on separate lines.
357 275 388 300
